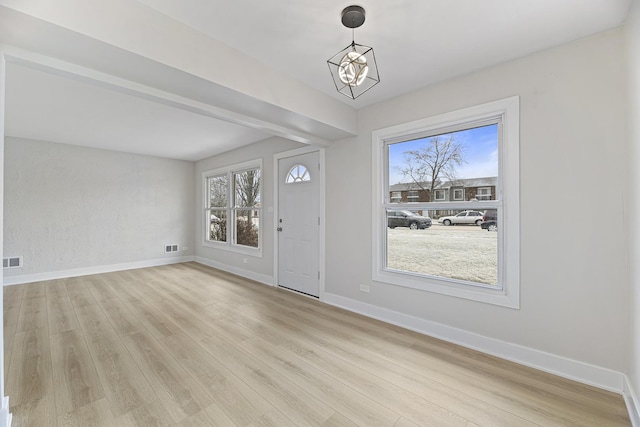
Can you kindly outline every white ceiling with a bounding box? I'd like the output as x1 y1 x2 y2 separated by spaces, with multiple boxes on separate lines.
2 0 633 161
5 62 271 161
138 0 632 107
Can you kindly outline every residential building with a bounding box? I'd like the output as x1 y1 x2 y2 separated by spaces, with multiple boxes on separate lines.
389 177 497 203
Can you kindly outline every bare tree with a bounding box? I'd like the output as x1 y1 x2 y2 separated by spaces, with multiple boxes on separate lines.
234 169 261 247
208 176 229 241
396 135 465 199
209 176 228 208
235 169 261 212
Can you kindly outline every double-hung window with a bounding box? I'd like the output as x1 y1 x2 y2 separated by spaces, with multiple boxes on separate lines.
477 187 492 200
204 159 262 254
373 97 520 308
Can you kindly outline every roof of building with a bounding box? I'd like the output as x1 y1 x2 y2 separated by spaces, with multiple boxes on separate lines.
389 177 498 192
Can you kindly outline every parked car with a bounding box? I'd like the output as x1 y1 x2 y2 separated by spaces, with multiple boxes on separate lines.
387 210 432 230
481 209 497 231
438 210 484 226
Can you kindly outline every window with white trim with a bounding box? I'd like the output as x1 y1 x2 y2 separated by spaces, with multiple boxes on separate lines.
204 160 262 254
477 187 492 200
407 190 419 202
434 189 446 201
373 97 520 308
390 191 402 203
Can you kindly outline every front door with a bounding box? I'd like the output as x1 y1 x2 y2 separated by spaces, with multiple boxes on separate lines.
277 151 319 297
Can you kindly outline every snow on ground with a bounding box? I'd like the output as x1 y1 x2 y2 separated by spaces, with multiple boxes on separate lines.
387 224 498 285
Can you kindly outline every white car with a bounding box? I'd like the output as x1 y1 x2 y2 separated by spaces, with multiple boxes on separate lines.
438 210 484 226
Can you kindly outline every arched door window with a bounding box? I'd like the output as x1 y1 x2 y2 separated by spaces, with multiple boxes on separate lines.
286 164 311 183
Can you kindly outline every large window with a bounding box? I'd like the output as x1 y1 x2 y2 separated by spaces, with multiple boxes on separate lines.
204 160 262 254
373 97 520 308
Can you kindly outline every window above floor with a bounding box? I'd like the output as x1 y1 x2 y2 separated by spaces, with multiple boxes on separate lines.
203 159 262 256
372 97 520 308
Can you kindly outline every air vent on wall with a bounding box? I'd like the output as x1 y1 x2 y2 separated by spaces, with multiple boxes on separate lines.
164 244 179 253
3 257 22 269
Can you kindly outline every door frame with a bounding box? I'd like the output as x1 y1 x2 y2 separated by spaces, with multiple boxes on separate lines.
273 146 325 299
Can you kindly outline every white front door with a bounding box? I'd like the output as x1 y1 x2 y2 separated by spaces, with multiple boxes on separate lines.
277 151 319 297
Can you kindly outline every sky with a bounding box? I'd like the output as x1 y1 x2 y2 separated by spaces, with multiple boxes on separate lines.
388 123 498 185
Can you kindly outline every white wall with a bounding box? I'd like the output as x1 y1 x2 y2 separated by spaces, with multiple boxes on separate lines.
325 29 628 374
626 0 640 423
3 137 195 281
0 52 10 427
195 137 303 282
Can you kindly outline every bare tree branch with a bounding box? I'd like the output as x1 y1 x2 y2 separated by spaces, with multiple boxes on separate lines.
395 135 465 199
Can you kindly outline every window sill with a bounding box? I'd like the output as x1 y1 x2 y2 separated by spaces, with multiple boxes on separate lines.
201 240 263 258
373 269 519 309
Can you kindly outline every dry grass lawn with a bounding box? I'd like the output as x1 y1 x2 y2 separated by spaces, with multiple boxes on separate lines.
387 224 498 285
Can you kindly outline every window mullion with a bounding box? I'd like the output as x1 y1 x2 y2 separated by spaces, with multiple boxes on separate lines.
228 171 235 245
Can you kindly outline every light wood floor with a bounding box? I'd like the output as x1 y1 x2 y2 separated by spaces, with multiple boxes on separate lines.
3 263 630 426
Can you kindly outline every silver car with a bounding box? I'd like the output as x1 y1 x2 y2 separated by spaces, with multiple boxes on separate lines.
438 210 484 226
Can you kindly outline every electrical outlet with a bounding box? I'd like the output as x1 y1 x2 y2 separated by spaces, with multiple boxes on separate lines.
359 284 370 293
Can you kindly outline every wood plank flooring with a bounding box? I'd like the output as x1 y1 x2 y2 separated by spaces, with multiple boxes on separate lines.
3 263 631 426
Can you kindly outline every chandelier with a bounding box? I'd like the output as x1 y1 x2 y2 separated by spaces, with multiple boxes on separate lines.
327 5 380 99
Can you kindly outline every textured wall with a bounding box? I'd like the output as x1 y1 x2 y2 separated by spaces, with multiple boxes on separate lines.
325 29 628 372
4 137 195 277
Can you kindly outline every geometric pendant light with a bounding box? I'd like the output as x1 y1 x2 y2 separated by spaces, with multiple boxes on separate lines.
327 5 380 99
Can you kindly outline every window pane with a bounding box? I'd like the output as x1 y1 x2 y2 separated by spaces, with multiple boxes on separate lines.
386 208 498 286
235 169 261 208
388 124 499 202
208 175 228 207
286 164 310 183
208 209 227 242
235 209 259 248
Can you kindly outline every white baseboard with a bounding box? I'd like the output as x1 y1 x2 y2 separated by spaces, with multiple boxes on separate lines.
322 292 626 394
0 396 10 427
624 376 640 427
194 256 274 287
2 256 195 286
